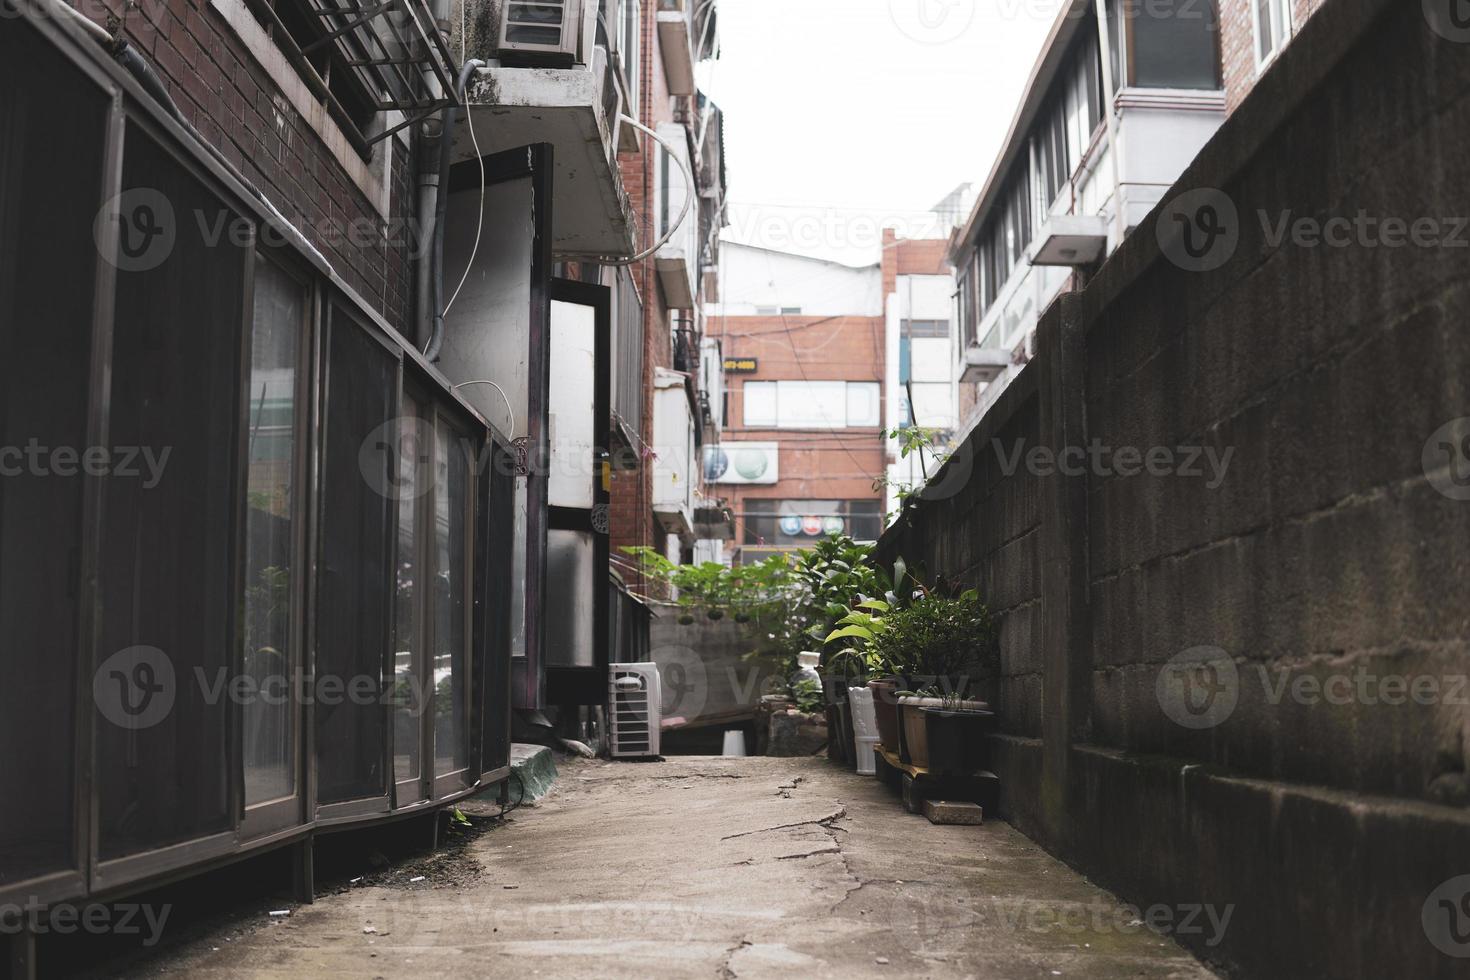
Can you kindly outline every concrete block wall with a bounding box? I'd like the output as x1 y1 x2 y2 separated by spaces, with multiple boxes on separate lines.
878 1 1470 974
877 370 1045 740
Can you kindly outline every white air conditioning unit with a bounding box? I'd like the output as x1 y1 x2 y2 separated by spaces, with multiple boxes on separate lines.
499 0 585 65
609 663 662 758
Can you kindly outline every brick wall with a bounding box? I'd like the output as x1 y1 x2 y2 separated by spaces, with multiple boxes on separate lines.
711 312 887 551
878 1 1470 975
609 0 697 581
1220 0 1329 115
85 0 415 327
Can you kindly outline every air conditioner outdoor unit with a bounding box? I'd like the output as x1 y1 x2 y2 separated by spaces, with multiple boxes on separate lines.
499 0 584 65
609 663 662 758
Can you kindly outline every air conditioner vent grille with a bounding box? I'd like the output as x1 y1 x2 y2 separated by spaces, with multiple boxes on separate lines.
609 663 662 758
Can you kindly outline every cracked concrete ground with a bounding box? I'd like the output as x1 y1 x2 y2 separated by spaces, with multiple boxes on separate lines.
147 756 1219 978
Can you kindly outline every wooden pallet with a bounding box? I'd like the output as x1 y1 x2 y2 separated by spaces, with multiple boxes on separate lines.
873 746 999 815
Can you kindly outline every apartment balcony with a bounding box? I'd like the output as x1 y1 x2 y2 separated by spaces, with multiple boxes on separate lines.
454 0 636 257
652 367 698 540
1028 213 1109 267
960 346 1011 384
656 0 718 97
654 121 700 309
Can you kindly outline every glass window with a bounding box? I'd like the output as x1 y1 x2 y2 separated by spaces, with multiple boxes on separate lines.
242 257 306 808
432 418 471 783
98 130 246 859
780 381 847 428
845 382 881 427
1131 0 1222 89
1254 0 1290 65
315 310 396 806
0 23 107 883
743 381 777 427
393 395 427 795
743 500 886 546
743 382 882 429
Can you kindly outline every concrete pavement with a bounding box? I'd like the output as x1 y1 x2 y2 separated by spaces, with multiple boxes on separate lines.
148 756 1219 978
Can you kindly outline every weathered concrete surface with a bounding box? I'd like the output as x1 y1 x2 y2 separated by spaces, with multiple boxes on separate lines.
148 757 1216 979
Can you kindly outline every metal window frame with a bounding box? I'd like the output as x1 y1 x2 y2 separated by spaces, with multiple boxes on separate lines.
544 278 613 706
0 2 511 913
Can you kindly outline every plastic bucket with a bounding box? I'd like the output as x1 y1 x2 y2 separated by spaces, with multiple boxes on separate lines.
722 729 747 757
848 687 879 776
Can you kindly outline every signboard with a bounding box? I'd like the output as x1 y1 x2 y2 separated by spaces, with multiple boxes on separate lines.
722 356 759 374
703 442 779 485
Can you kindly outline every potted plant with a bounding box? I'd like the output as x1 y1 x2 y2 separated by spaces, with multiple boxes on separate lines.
923 696 997 775
877 588 998 772
821 557 926 761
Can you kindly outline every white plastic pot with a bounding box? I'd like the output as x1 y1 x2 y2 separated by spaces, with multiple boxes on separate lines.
848 686 880 776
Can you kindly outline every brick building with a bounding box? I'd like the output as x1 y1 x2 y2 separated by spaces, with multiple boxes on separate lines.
605 0 726 591
0 0 723 941
703 232 952 561
1220 0 1328 114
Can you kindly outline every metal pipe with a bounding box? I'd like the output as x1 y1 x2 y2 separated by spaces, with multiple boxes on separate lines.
424 58 485 363
1093 0 1126 253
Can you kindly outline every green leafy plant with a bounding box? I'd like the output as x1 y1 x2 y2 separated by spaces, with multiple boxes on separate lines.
872 588 998 706
791 677 825 715
874 426 952 515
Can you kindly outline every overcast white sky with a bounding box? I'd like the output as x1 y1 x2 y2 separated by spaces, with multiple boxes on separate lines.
697 0 1059 267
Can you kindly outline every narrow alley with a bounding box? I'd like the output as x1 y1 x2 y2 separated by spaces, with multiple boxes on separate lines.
4 0 1469 977
149 757 1216 979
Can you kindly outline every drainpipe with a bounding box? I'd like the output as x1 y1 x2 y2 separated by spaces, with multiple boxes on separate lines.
424 58 486 363
415 0 453 351
1093 0 1126 253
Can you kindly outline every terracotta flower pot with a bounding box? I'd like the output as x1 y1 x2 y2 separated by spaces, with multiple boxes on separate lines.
898 696 945 769
867 678 903 756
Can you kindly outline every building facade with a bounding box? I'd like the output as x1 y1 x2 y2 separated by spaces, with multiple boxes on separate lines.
880 230 955 519
950 0 1327 438
703 234 953 560
704 243 887 562
0 0 722 950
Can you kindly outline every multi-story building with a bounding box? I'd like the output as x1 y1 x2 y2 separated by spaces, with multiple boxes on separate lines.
703 232 953 560
602 0 727 587
951 0 1325 436
703 243 887 562
880 230 955 518
0 0 721 950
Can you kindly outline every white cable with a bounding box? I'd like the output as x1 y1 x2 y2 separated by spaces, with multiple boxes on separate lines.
442 78 486 317
582 115 696 266
452 379 516 436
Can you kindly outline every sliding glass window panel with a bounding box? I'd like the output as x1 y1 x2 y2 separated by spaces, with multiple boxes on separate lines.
0 23 107 885
480 440 516 778
393 395 427 794
1131 0 1221 89
545 530 597 669
432 417 471 783
98 128 246 860
315 312 395 806
548 299 598 510
242 257 305 809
